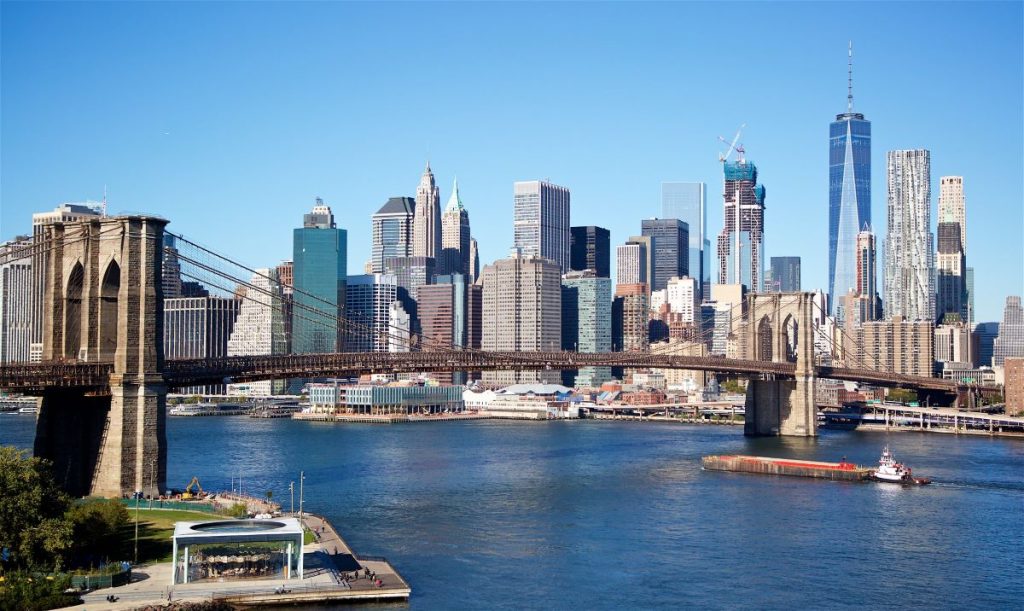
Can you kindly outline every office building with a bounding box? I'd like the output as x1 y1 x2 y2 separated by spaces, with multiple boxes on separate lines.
641 219 688 292
468 238 480 284
612 283 649 352
936 222 966 323
226 269 288 395
384 255 435 322
666 276 699 324
371 197 415 274
570 226 610 278
852 228 879 321
480 250 562 385
164 296 240 393
965 267 975 324
440 178 471 277
293 199 346 353
934 321 976 367
993 296 1024 367
513 180 571 273
0 237 33 363
717 159 765 292
616 240 647 286
937 176 968 322
561 271 612 387
345 274 405 353
852 317 934 377
162 233 183 299
30 202 104 361
388 301 411 353
829 45 871 314
413 162 441 259
974 321 1000 367
884 149 934 321
662 182 709 298
769 257 801 292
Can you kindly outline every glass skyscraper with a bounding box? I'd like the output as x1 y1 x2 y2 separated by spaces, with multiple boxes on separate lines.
662 182 708 298
641 218 689 293
293 199 347 353
828 45 871 318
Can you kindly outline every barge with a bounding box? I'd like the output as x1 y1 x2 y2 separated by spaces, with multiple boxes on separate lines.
702 455 873 481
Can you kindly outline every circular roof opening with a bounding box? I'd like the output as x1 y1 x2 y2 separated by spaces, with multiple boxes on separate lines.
189 520 286 533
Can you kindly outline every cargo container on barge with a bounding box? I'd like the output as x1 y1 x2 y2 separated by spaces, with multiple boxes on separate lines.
701 455 873 481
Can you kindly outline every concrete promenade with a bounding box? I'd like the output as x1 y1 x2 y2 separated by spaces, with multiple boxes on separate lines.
73 514 409 609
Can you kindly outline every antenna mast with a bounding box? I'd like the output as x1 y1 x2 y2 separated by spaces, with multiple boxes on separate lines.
848 41 854 113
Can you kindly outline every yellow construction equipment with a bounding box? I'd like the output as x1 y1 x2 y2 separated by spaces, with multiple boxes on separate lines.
182 476 204 500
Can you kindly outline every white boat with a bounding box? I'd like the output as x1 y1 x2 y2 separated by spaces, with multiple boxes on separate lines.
871 446 930 485
17 406 39 414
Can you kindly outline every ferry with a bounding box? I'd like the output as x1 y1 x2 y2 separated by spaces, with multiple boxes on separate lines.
870 446 930 485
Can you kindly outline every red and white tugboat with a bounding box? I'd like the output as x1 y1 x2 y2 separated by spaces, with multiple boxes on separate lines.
871 446 930 485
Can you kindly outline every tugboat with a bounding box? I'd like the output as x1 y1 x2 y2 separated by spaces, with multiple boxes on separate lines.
871 446 930 485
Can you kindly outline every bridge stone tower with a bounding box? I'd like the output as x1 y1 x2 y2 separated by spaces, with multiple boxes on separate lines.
742 292 817 437
34 216 167 497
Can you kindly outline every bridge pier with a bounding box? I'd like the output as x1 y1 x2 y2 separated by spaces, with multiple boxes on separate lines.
742 292 817 437
34 215 168 497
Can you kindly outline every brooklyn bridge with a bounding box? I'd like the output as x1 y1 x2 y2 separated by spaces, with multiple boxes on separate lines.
0 216 973 498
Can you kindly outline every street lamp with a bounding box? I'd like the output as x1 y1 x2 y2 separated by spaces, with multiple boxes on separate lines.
289 481 294 514
298 471 305 521
133 489 141 564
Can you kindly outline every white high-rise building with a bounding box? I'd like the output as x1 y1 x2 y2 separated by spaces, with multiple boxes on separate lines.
513 180 570 273
226 269 288 395
345 274 400 353
884 149 934 321
617 243 645 286
413 162 441 260
666 276 699 324
0 237 33 363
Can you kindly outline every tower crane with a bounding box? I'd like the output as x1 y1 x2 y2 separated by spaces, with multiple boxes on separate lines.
718 124 746 164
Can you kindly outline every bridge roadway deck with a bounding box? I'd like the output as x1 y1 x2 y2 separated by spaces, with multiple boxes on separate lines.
0 351 958 395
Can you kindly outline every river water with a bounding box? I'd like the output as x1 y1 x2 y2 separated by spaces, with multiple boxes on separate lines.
1 414 1021 609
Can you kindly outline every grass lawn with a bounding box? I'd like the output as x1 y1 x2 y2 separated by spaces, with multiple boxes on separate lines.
126 508 221 564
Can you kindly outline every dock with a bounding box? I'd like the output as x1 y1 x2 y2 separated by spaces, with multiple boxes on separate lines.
702 455 873 481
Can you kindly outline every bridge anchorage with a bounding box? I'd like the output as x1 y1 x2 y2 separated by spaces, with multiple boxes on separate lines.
33 216 168 498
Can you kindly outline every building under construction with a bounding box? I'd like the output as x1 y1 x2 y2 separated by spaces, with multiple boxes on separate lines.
717 159 766 292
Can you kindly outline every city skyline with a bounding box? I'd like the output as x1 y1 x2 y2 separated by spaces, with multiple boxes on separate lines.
1 2 1021 321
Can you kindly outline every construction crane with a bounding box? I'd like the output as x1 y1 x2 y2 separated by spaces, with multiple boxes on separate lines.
182 476 204 500
718 124 746 164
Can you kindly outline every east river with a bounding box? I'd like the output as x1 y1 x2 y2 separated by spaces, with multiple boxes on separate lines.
2 414 1022 609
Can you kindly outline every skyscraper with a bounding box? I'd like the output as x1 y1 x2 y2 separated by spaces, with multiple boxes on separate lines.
440 178 471 277
570 226 610 278
345 274 401 353
371 197 415 274
612 283 648 352
468 238 480 284
513 180 571 273
616 242 646 286
938 176 968 321
769 257 801 292
480 250 562 385
164 295 240 393
641 219 689 292
413 162 442 260
0 237 32 363
829 43 871 316
561 271 612 387
852 228 879 322
884 149 934 321
665 276 699 323
293 199 346 353
993 296 1024 367
717 159 765 292
662 182 709 298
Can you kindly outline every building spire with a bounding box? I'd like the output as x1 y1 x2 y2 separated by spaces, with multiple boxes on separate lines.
847 40 854 113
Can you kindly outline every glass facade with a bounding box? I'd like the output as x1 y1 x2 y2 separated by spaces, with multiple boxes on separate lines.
293 209 347 353
561 274 612 387
641 219 689 293
829 113 871 316
661 182 707 298
717 161 765 292
513 181 571 273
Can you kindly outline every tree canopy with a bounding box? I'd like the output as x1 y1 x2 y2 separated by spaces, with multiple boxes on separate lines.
0 447 73 571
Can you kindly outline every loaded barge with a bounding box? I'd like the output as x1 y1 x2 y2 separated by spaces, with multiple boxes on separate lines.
702 455 873 481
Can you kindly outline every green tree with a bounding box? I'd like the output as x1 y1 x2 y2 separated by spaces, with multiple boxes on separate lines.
887 388 918 404
66 499 129 567
0 447 73 571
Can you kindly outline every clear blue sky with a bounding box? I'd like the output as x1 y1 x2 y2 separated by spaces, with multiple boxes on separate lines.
2 1 1021 322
